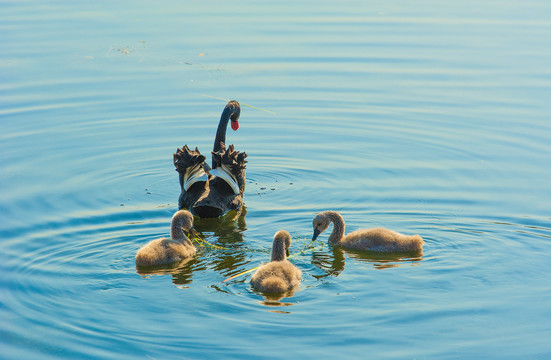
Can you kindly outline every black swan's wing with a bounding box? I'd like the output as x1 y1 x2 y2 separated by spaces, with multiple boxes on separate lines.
173 145 207 190
211 142 247 195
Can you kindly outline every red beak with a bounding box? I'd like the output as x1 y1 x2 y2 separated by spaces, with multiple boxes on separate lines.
231 120 239 131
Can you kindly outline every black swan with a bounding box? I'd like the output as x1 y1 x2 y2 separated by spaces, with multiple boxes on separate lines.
135 210 198 266
311 211 424 252
173 101 247 218
250 230 302 294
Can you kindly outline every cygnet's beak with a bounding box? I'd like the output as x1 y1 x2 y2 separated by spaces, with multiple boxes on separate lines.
311 228 321 242
186 227 201 239
286 248 290 257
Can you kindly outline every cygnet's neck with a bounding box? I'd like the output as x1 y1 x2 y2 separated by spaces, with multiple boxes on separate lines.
324 211 346 245
170 220 190 243
271 238 287 262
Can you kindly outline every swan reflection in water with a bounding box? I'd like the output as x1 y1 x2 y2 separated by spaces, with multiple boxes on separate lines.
136 209 248 286
136 256 201 286
311 246 424 278
250 280 300 307
255 289 298 307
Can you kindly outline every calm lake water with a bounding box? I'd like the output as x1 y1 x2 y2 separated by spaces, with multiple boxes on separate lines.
2 0 551 358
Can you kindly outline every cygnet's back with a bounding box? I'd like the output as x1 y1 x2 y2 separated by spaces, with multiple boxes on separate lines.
343 228 424 252
135 210 198 266
251 230 301 294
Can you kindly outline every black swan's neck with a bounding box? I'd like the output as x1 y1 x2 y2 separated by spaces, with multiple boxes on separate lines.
213 100 240 155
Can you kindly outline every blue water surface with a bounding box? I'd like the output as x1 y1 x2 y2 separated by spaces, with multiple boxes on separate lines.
1 0 551 359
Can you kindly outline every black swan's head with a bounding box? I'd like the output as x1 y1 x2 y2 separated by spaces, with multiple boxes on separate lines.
226 100 241 131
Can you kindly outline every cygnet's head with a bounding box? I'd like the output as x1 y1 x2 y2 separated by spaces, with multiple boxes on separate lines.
173 210 199 237
271 230 292 261
312 213 331 241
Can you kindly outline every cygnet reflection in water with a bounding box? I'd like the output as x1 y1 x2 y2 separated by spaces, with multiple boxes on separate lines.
136 256 199 285
311 246 424 278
